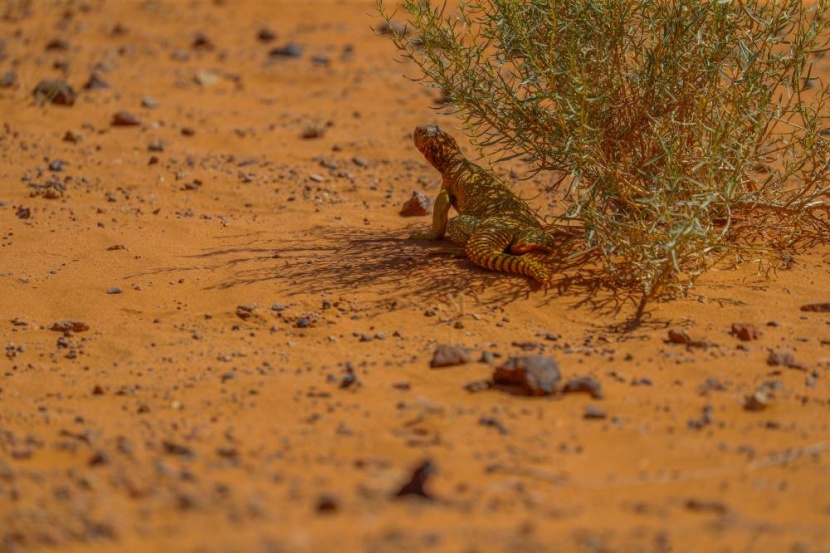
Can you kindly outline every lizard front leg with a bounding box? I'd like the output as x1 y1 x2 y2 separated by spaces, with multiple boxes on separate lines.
410 188 451 240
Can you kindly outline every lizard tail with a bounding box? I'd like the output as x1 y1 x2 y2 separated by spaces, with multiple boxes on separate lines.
466 230 551 285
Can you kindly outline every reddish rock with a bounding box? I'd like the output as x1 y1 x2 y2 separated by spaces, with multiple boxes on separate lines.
112 110 141 126
400 190 433 217
731 323 761 341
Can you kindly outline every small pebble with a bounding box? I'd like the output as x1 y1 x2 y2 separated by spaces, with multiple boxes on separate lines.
394 459 436 499
315 493 340 514
400 190 433 217
192 31 214 50
767 349 807 370
32 80 76 106
257 27 277 42
84 72 110 90
269 42 302 58
112 110 141 126
562 376 603 398
583 405 607 419
731 322 761 341
236 304 256 320
430 345 472 368
0 70 17 88
45 38 70 51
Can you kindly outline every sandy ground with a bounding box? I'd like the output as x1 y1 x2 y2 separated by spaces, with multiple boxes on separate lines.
1 1 830 552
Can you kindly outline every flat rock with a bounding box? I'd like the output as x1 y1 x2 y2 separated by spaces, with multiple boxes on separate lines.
562 376 603 399
767 349 807 370
800 302 830 312
49 320 89 332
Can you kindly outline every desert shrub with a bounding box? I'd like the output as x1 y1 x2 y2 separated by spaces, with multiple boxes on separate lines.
379 0 830 297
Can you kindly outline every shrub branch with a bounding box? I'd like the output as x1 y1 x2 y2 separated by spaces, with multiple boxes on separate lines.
379 0 830 297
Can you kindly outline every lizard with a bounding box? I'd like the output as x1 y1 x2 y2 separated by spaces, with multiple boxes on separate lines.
410 124 556 285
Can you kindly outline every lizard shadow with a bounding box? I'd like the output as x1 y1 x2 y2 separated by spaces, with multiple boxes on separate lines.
152 224 643 319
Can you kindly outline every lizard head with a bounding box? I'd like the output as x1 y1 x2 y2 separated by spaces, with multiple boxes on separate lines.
413 125 462 170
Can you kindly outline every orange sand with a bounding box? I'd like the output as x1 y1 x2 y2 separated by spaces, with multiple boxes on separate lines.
1 1 829 552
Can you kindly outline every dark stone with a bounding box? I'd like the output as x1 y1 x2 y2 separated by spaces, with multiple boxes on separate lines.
257 27 277 42
269 42 302 59
698 377 728 395
0 70 16 88
394 459 436 499
339 371 359 389
478 416 509 435
666 328 691 344
84 72 110 90
45 38 70 51
684 498 728 515
192 31 214 50
32 80 76 106
63 130 82 142
315 493 340 513
493 355 561 396
687 404 714 430
88 450 109 467
162 441 195 459
236 304 256 320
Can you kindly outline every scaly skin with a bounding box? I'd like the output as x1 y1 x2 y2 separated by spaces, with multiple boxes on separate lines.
411 125 555 285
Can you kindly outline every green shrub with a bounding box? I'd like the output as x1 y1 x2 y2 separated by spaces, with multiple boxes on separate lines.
379 0 830 297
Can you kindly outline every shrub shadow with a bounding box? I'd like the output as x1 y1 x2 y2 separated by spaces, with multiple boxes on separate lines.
149 225 643 319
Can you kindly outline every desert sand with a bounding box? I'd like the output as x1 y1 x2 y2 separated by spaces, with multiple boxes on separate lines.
1 1 829 552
